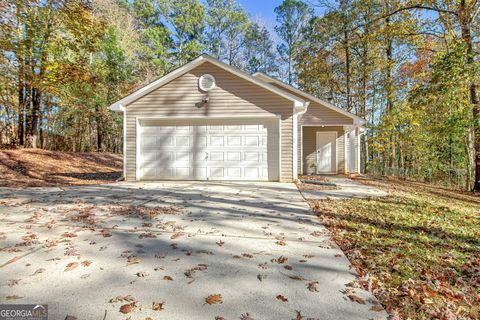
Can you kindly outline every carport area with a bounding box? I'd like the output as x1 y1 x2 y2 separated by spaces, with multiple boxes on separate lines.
0 182 386 319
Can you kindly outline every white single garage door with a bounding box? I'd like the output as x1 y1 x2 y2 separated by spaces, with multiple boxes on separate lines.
138 118 279 181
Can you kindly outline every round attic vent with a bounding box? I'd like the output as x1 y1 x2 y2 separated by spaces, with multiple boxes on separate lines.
198 74 216 92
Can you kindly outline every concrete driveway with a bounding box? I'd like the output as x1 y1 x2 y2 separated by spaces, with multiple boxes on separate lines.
0 182 386 320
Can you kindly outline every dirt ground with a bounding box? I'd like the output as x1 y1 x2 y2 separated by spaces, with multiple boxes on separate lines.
0 149 122 187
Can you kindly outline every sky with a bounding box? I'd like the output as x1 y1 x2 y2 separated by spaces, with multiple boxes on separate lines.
236 0 283 33
236 0 323 39
237 0 282 20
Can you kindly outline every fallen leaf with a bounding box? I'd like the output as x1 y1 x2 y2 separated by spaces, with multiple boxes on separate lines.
216 240 225 247
205 294 223 305
119 303 134 314
242 253 253 258
215 316 225 320
258 263 269 269
284 265 293 270
46 240 58 247
348 294 365 304
6 295 23 300
64 316 78 320
277 256 287 264
240 313 255 320
163 276 173 281
307 281 319 292
136 271 149 277
127 256 140 265
81 260 92 267
288 275 304 281
100 229 112 237
275 240 286 246
64 262 79 272
370 305 384 312
170 233 183 239
295 310 304 320
109 295 135 303
7 279 20 287
257 274 267 282
32 268 46 276
62 232 77 238
276 294 288 302
196 249 213 255
5 256 21 265
152 302 165 311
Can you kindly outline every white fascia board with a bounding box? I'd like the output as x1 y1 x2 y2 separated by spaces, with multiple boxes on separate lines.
108 54 305 111
253 72 366 125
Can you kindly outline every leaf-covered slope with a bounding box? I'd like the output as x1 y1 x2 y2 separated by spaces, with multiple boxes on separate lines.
309 178 480 320
0 149 122 187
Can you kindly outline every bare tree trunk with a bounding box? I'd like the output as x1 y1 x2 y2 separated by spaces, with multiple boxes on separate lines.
16 0 25 146
18 102 24 146
26 87 41 148
96 105 103 152
344 30 351 112
39 109 43 149
459 0 480 190
384 0 396 175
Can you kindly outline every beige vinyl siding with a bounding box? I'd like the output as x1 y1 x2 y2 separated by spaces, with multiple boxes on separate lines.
268 83 353 175
269 84 354 125
297 106 353 175
302 126 346 175
124 62 294 181
301 101 354 125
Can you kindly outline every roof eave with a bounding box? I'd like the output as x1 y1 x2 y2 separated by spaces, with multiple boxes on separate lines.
252 72 366 125
109 103 125 112
107 54 306 112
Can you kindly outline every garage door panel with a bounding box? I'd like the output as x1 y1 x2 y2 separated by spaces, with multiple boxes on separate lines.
227 152 241 161
209 167 225 178
226 136 241 146
138 118 279 181
175 136 190 146
244 151 260 161
245 167 260 178
175 151 190 162
245 136 259 146
195 136 207 147
210 136 224 146
209 152 224 161
192 167 207 179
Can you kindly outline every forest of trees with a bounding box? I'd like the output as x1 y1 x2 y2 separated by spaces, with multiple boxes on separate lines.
1 0 479 190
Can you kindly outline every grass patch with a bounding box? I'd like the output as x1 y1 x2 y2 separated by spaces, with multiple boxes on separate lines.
309 178 480 319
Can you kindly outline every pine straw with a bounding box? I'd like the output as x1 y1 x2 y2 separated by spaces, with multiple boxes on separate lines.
0 148 122 187
308 178 480 320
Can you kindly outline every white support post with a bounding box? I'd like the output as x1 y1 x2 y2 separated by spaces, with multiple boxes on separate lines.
356 127 361 174
343 127 348 174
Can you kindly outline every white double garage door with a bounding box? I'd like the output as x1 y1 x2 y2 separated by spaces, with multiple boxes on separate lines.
138 118 280 181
